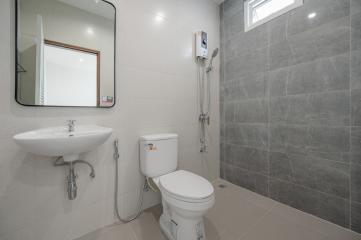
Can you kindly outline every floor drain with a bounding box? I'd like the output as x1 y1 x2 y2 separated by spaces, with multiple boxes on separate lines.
218 184 227 188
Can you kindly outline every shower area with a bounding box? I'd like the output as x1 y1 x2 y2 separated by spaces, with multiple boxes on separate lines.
220 0 361 233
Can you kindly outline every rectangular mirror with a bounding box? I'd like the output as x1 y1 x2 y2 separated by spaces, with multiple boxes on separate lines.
16 0 116 107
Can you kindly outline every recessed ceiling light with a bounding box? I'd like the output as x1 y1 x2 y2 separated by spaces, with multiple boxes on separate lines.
94 0 100 3
79 58 84 62
86 27 94 35
308 12 316 19
155 13 165 23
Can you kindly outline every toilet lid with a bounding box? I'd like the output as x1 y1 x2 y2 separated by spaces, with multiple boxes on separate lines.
159 170 214 201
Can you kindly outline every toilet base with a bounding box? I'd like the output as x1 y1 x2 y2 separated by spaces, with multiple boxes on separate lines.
159 212 206 240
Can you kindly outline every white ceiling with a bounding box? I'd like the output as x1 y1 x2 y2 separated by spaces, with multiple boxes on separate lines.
213 0 225 4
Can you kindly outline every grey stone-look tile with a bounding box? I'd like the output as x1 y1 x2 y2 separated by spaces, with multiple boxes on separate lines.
352 90 361 126
352 0 361 15
308 126 350 152
351 164 361 203
352 12 361 51
351 202 361 233
270 95 310 124
270 124 350 153
270 124 309 153
225 25 268 61
351 127 361 165
287 54 350 95
220 142 225 163
220 161 226 179
351 50 361 89
269 17 350 71
220 0 354 232
270 152 350 199
268 40 295 70
225 123 268 150
224 162 269 196
310 17 350 59
267 13 289 46
306 151 350 164
269 68 289 97
223 72 268 100
223 0 244 19
269 179 350 228
224 144 268 175
225 47 268 80
350 152 361 166
270 91 350 126
287 0 350 36
224 101 236 123
234 99 268 123
223 10 244 41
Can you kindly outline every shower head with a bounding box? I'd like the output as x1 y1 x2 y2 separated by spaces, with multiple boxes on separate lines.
206 48 219 73
211 48 219 58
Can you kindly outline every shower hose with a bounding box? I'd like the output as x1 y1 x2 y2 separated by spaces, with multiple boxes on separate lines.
114 139 146 223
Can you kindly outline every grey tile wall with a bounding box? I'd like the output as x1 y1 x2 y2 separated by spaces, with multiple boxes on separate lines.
220 0 361 233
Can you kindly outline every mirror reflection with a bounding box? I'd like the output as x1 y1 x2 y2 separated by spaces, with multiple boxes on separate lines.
16 0 116 107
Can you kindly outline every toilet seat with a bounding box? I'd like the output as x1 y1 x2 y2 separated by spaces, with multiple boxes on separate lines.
158 170 214 203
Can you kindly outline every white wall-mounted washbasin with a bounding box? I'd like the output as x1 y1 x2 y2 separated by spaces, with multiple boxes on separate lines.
13 125 113 162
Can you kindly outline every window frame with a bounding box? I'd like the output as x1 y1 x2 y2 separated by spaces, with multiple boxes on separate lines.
244 0 303 32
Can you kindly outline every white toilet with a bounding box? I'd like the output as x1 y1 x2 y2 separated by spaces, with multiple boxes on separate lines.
139 133 215 240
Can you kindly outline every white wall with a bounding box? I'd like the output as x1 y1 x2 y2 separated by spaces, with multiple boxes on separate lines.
0 0 220 239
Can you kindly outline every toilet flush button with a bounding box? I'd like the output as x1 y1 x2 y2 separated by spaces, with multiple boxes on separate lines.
147 143 157 151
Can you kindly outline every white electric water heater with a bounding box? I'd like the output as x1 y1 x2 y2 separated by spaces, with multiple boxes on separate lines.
195 31 208 60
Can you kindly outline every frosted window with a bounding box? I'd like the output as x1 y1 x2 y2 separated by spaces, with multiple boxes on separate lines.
245 0 303 32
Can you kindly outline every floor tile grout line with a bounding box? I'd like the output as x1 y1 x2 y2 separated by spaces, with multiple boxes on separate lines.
237 207 274 240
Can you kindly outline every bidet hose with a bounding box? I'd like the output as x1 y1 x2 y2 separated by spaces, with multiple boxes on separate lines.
114 139 145 223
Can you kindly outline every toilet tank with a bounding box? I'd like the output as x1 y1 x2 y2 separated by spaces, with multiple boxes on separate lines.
139 133 178 178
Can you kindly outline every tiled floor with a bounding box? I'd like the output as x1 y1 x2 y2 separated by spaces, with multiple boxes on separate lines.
76 179 361 240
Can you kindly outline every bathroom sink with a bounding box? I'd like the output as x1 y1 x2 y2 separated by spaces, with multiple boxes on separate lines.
13 125 113 162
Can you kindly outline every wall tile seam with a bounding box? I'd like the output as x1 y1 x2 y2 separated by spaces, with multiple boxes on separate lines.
268 122 352 128
350 162 361 206
269 89 352 99
225 122 352 129
223 121 268 126
221 51 351 85
269 176 352 202
268 150 351 165
222 97 269 102
222 98 269 104
221 144 268 152
221 143 350 159
222 14 351 51
223 47 269 64
266 34 271 196
221 2 227 180
223 162 351 203
224 49 352 77
222 142 269 150
349 4 353 228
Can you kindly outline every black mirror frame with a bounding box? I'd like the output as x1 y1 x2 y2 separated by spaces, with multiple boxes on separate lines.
14 0 117 108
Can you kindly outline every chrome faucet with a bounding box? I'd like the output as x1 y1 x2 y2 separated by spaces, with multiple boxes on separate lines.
67 120 76 133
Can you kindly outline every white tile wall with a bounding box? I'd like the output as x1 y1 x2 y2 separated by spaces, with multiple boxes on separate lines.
0 0 220 239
